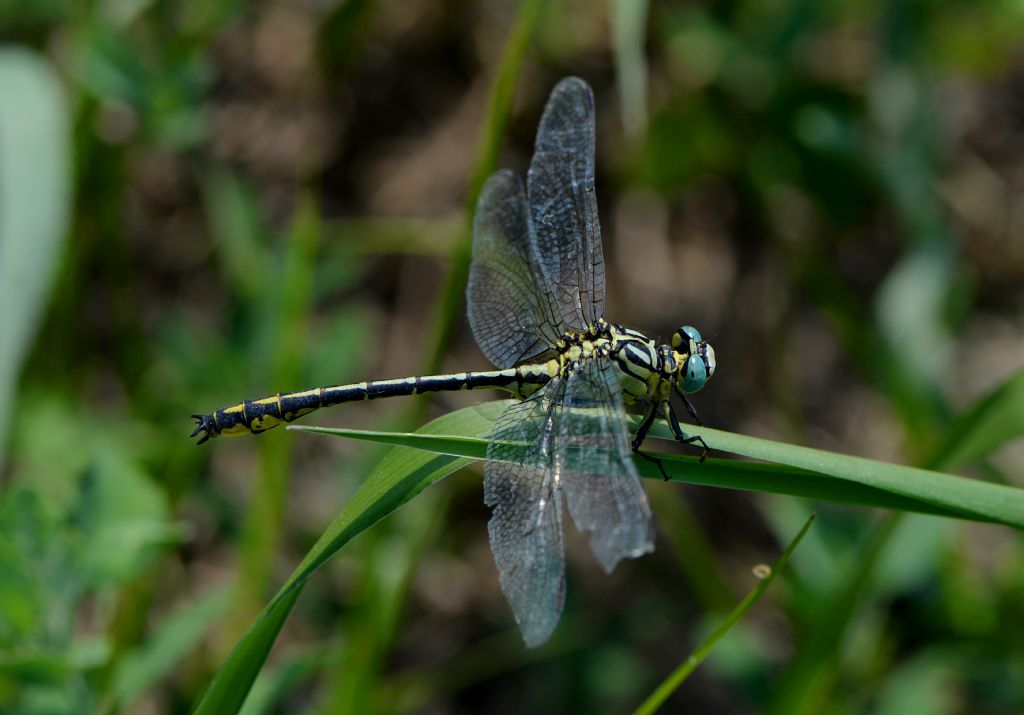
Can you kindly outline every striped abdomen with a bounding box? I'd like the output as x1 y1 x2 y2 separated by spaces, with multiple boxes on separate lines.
191 364 555 443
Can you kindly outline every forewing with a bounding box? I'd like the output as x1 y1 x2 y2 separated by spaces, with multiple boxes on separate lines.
468 169 566 368
558 358 655 573
527 77 606 329
484 383 567 647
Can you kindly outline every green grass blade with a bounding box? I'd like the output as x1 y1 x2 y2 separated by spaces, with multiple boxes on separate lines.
610 0 649 141
239 647 327 715
0 49 70 465
648 424 1024 527
766 367 1024 713
766 513 900 715
631 515 815 715
193 586 303 714
925 367 1024 470
292 400 1024 528
193 409 480 714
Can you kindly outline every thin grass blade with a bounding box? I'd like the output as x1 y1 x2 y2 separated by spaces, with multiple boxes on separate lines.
925 367 1024 470
631 514 816 715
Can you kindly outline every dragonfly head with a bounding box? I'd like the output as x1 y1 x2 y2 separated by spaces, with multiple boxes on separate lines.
671 325 716 394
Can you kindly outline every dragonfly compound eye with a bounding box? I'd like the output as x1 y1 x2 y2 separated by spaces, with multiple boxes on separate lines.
672 325 702 350
704 343 716 377
681 353 709 393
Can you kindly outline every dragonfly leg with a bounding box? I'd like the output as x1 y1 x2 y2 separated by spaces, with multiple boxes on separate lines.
673 385 703 426
631 404 671 481
663 401 709 463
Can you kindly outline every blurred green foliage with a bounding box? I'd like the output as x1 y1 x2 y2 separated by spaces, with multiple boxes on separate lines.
1 0 1023 713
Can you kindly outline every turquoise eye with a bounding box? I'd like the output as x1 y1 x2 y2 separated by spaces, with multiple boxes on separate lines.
672 325 703 349
682 354 708 393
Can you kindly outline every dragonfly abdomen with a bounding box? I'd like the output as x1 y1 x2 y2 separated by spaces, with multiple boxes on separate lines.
191 364 556 443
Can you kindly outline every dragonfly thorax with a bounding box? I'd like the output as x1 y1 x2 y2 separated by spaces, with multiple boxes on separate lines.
549 319 714 405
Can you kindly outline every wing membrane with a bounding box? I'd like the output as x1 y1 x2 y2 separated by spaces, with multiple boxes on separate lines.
469 77 607 363
557 359 654 573
527 77 606 329
468 169 566 368
484 383 567 647
484 355 655 646
479 78 643 648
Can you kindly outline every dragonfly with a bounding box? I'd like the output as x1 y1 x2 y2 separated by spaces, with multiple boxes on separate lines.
191 77 716 647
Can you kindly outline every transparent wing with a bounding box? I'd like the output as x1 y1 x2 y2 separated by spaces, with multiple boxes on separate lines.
468 169 567 368
557 358 655 573
484 356 654 646
527 77 606 329
484 382 567 647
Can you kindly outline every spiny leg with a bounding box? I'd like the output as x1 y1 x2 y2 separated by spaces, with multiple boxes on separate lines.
631 403 672 481
663 400 709 463
673 384 703 426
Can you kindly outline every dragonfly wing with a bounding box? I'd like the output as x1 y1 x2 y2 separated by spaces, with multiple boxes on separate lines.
527 77 606 329
468 169 566 369
484 383 567 647
558 358 655 573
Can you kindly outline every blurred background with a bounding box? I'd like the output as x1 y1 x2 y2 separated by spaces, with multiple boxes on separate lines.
2 0 1024 713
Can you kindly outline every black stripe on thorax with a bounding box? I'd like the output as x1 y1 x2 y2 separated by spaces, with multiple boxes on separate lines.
612 355 648 384
614 325 649 341
622 341 656 370
611 339 656 383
